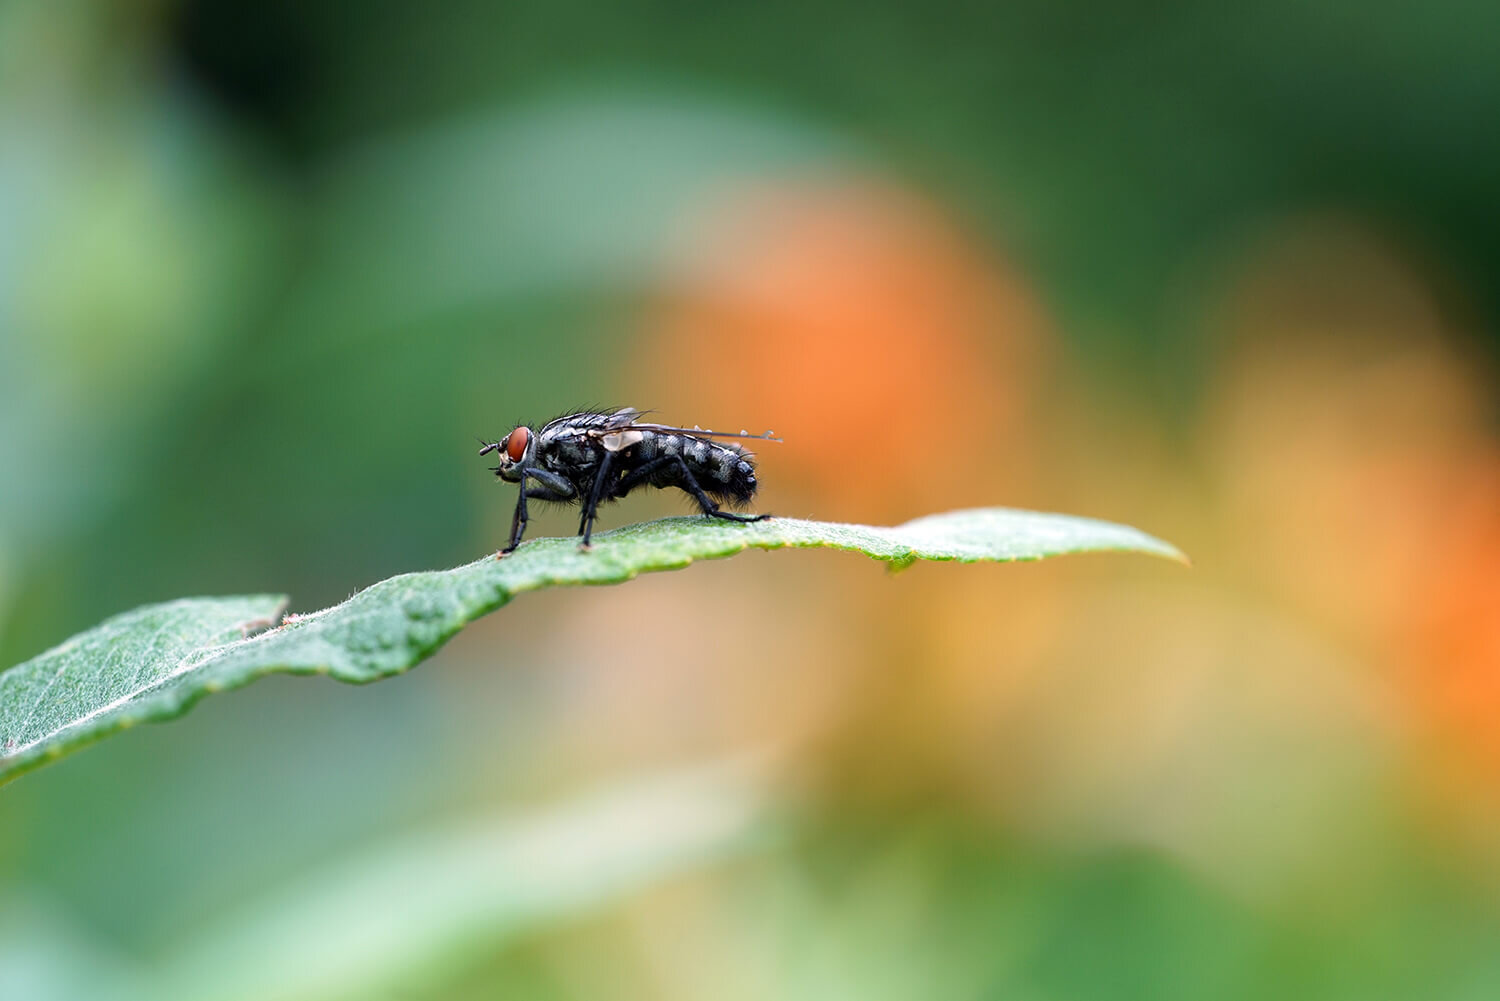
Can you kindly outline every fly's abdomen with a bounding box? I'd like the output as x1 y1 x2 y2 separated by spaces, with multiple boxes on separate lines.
636 433 758 504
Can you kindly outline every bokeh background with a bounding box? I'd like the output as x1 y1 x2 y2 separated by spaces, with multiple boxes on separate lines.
3 1 1500 998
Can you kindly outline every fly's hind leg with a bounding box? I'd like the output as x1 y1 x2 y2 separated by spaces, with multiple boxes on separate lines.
706 509 772 523
614 455 771 524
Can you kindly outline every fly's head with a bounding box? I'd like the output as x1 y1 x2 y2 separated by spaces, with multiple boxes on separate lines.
479 425 532 482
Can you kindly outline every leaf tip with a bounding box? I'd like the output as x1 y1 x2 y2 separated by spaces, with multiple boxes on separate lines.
1150 539 1192 567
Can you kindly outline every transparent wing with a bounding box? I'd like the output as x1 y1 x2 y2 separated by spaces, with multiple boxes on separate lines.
605 407 650 429
577 408 780 443
626 421 782 443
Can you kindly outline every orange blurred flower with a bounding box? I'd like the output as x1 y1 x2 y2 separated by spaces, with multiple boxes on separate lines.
637 175 1049 522
1200 218 1500 845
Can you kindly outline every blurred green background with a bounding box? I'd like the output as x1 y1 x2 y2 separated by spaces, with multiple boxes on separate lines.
4 0 1500 997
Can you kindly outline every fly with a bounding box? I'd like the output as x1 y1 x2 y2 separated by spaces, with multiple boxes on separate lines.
479 407 779 553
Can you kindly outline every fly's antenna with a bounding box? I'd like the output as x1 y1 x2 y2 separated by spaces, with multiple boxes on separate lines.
477 436 500 456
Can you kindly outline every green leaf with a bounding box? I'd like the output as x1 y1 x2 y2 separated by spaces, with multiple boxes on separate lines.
0 508 1183 786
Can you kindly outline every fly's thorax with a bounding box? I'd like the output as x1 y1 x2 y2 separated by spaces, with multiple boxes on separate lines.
548 436 601 465
536 429 607 495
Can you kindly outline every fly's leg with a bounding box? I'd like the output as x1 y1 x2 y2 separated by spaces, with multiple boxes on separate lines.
611 455 679 500
579 451 616 549
707 510 772 523
504 480 528 554
501 467 577 555
613 455 771 524
525 467 576 498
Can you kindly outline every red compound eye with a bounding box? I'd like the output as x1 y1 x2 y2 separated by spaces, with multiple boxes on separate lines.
506 426 530 462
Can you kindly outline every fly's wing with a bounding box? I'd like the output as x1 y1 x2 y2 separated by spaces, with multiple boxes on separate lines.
588 408 645 451
581 408 782 451
626 421 782 443
605 407 647 428
542 409 642 441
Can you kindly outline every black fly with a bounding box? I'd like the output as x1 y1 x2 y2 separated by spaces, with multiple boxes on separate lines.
480 408 778 553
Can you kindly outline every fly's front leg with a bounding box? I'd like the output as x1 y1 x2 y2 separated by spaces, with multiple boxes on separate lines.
503 470 529 555
501 467 577 556
525 466 576 499
579 451 616 549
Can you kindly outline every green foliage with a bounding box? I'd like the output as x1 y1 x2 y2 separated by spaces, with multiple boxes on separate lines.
0 758 771 1001
0 509 1181 787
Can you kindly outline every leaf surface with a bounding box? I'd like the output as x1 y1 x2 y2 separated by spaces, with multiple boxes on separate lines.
0 508 1183 785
